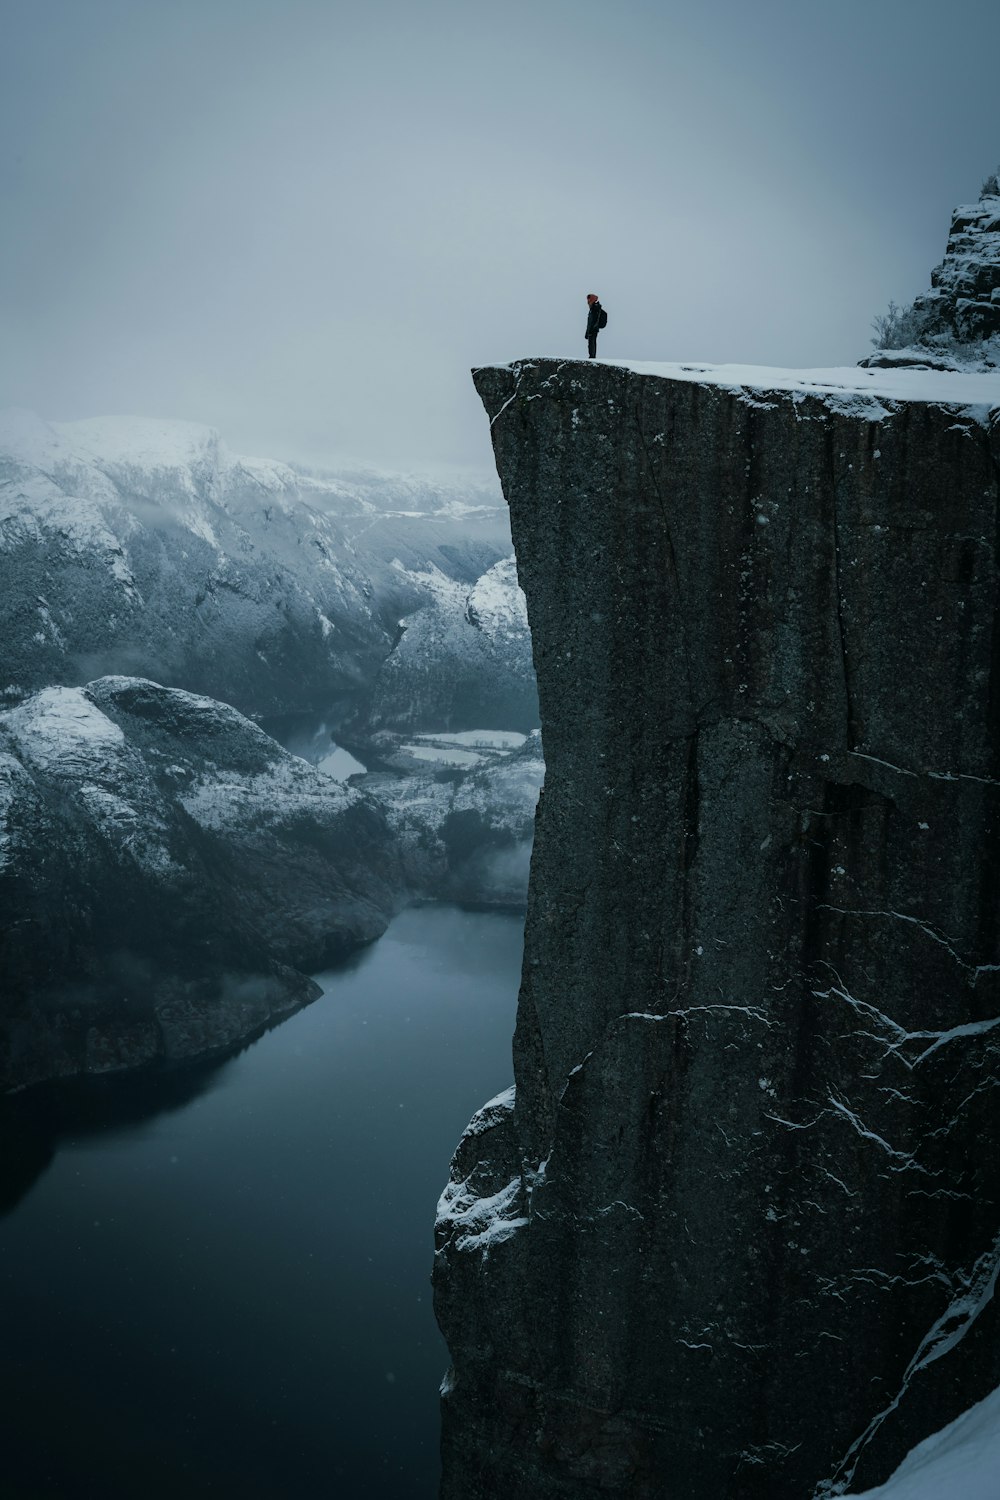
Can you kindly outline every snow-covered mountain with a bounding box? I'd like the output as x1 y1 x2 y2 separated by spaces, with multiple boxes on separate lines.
0 410 539 1087
0 675 405 1090
0 410 514 720
365 556 538 734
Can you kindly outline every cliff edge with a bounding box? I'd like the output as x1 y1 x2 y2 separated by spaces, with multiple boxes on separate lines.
434 357 1000 1498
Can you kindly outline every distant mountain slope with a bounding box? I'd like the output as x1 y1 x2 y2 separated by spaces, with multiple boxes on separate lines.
0 675 405 1090
0 411 511 718
364 556 538 734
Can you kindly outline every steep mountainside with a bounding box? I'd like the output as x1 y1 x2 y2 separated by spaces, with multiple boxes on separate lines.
364 556 538 734
0 676 404 1091
435 357 1000 1499
0 411 512 720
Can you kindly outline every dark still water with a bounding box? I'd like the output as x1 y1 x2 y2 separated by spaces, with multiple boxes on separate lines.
0 906 523 1500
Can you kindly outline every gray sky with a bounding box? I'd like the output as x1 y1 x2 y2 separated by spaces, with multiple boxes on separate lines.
1 0 997 473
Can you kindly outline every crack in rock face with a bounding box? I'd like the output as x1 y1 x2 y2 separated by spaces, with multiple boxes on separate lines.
433 358 1000 1500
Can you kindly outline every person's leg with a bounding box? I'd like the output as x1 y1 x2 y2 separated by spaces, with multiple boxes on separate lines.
588 334 597 358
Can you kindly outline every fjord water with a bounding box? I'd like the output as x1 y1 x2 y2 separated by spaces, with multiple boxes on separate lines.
0 906 523 1500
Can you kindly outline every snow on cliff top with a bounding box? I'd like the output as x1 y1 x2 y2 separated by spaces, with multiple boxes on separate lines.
488 360 1000 417
617 357 1000 417
611 360 1000 414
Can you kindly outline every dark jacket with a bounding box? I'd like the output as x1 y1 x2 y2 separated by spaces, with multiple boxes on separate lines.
586 301 603 338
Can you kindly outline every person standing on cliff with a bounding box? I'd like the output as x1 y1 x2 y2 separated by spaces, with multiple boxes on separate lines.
586 293 604 358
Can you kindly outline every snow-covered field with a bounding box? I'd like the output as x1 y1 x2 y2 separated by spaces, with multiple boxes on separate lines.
403 744 487 768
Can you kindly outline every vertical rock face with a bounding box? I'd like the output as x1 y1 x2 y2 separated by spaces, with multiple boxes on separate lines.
434 358 1000 1498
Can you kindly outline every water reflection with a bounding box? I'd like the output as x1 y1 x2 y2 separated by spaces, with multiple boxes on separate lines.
0 1058 230 1215
0 940 379 1217
0 906 522 1500
0 1097 55 1216
260 712 368 780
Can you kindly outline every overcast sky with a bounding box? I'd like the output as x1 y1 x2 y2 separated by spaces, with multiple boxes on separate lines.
1 0 997 473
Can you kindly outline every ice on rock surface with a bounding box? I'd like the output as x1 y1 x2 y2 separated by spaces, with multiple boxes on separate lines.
440 1175 527 1254
470 1085 516 1126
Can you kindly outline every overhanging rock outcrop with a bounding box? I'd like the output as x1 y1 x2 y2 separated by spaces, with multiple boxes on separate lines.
434 357 1000 1498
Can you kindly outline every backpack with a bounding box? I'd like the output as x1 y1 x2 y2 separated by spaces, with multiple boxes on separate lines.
598 307 608 329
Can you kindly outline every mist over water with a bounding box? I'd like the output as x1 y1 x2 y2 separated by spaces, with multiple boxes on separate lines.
0 907 523 1500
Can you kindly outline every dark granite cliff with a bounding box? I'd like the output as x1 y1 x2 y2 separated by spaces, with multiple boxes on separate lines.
434 358 1000 1497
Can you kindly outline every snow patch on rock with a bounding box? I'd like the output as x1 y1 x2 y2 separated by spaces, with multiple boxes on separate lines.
841 1383 1000 1500
436 1088 526 1255
4 686 127 776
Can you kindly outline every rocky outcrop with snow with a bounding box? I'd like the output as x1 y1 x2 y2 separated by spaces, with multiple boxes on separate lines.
0 676 404 1091
864 174 1000 370
435 357 1000 1500
0 411 511 720
364 556 538 734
